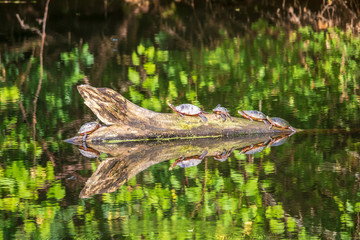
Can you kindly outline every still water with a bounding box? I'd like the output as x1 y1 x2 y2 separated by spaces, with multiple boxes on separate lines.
1 2 360 239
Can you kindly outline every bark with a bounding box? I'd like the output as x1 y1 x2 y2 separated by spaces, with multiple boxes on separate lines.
76 84 294 142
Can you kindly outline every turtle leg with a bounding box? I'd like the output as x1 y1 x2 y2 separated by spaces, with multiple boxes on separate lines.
199 114 207 122
220 113 226 122
82 133 87 142
263 120 270 125
268 124 273 130
81 142 88 151
226 113 234 122
178 112 184 118
200 150 208 159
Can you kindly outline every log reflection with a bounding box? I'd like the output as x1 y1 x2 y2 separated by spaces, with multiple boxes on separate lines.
64 134 293 198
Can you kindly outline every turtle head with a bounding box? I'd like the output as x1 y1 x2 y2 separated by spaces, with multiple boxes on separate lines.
167 102 175 110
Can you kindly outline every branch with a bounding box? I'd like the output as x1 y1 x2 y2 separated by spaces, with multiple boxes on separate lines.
15 14 42 36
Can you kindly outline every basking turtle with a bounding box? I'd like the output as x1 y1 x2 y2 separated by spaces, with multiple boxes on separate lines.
266 117 296 132
212 104 233 122
169 150 208 170
168 102 207 122
238 110 269 125
78 121 101 142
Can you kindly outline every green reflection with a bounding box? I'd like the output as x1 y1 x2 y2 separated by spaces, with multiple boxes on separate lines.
1 15 360 239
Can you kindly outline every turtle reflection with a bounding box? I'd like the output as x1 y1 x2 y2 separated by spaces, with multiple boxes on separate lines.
268 134 292 147
78 146 101 158
169 150 208 170
240 139 271 155
213 148 234 162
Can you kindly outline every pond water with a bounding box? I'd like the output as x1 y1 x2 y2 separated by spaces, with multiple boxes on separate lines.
1 1 360 239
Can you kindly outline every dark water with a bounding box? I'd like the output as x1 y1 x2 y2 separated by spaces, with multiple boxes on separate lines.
1 1 360 239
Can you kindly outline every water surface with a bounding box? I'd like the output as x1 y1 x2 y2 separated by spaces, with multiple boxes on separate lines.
1 1 360 239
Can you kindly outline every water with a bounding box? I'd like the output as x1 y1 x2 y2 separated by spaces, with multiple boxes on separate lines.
1 2 360 239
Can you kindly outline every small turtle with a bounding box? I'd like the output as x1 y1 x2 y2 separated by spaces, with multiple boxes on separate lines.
79 146 100 158
169 150 208 170
214 148 234 162
268 135 290 148
238 110 269 125
212 104 233 122
168 102 207 122
240 139 271 154
266 117 296 132
78 121 101 142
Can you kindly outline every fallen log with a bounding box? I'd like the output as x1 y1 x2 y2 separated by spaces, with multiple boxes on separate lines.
77 84 295 142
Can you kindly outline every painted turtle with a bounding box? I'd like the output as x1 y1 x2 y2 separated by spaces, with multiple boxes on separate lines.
212 104 233 122
79 146 100 158
78 121 101 142
266 116 296 132
214 148 234 162
268 135 290 148
168 102 207 122
240 139 271 154
169 150 208 170
238 110 269 125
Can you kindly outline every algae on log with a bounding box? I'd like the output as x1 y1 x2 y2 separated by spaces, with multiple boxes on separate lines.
77 84 295 142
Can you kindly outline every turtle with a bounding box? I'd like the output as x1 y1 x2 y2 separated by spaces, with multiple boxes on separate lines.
212 104 233 122
268 135 290 148
79 146 100 158
78 121 101 142
240 139 271 154
238 110 269 125
168 102 207 122
169 150 208 170
266 116 296 132
214 148 234 162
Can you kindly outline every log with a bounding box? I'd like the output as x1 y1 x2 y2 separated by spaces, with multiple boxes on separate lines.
77 84 295 142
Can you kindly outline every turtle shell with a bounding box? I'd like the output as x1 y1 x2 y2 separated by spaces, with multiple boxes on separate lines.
175 104 202 115
79 148 100 158
270 136 289 147
242 146 266 154
268 117 291 128
212 104 229 113
78 121 100 135
239 110 267 120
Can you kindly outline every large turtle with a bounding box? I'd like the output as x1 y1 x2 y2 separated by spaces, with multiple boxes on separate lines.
212 104 233 122
238 110 269 125
266 117 296 132
168 102 207 122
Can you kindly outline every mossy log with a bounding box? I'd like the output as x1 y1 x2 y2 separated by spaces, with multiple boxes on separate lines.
77 84 294 142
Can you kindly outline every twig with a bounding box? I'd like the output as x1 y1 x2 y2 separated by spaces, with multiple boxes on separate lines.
32 0 51 163
16 14 42 36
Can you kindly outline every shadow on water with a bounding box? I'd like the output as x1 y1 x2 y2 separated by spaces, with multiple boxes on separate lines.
65 133 293 198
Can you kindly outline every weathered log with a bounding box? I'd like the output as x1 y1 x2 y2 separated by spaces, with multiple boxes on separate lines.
77 84 295 142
